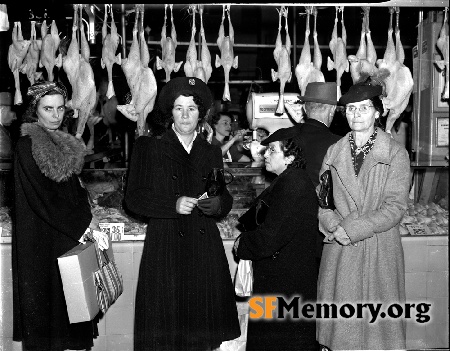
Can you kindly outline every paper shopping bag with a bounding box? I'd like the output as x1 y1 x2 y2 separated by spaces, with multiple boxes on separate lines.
234 259 253 297
57 240 114 323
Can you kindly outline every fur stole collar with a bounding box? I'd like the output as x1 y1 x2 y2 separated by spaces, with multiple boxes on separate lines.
21 123 87 182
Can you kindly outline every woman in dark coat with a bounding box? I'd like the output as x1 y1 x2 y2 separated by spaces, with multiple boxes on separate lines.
233 127 319 351
124 77 240 351
12 81 108 351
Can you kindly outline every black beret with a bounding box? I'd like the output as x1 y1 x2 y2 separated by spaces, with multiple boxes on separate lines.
156 77 214 115
339 84 383 105
261 126 299 146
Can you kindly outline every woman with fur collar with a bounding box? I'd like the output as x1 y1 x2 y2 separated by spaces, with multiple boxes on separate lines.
12 81 108 351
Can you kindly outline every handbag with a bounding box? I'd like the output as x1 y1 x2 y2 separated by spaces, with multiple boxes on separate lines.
237 199 269 232
234 259 253 297
93 242 124 314
318 169 335 210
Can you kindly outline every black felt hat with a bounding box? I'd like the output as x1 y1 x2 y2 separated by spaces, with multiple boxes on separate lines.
339 84 383 105
261 127 299 146
298 82 338 105
156 77 214 115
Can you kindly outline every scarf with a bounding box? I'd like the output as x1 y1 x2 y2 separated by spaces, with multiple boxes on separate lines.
21 123 87 182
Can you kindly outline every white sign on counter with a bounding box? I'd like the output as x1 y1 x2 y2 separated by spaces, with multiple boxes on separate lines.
99 223 124 241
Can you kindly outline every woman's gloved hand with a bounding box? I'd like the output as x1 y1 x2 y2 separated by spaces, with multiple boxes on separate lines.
197 196 221 216
79 228 110 250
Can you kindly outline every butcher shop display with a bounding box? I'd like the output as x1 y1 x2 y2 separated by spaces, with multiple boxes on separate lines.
19 21 43 86
156 4 183 82
295 6 325 97
327 6 349 99
271 6 292 115
39 19 62 82
184 5 212 84
215 4 238 102
348 7 378 84
117 4 157 136
62 4 97 144
374 7 414 134
101 4 121 99
435 8 449 100
8 21 30 105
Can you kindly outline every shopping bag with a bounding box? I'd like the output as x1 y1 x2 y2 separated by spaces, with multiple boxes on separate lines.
57 241 101 323
234 259 253 297
93 241 123 314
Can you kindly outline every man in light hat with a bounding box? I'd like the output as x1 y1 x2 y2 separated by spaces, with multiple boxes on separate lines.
285 82 342 272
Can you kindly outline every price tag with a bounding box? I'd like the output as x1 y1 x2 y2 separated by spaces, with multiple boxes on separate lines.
405 224 432 236
99 223 124 241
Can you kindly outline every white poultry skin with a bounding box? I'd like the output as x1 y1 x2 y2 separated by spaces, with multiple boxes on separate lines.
327 7 349 99
216 5 239 102
118 5 157 137
101 4 122 99
20 21 43 86
375 7 414 134
156 4 183 82
271 6 292 115
348 7 378 84
39 20 62 82
8 21 30 105
184 5 212 84
295 6 325 97
435 8 449 100
62 4 97 143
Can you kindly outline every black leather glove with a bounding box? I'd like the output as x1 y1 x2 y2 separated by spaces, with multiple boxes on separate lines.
197 196 221 216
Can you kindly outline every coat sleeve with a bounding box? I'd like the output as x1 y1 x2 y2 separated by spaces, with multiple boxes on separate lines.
317 146 342 236
237 173 315 261
340 146 410 242
14 138 92 241
124 136 179 218
211 145 233 218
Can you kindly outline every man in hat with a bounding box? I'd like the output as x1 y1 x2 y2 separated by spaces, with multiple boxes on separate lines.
286 82 342 271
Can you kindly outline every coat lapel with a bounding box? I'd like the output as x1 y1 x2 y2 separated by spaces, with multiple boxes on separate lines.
161 130 210 175
358 129 392 178
327 136 362 212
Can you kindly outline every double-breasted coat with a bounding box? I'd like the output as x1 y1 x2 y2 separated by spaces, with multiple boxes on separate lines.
13 125 96 351
317 129 411 350
236 167 319 351
124 130 240 351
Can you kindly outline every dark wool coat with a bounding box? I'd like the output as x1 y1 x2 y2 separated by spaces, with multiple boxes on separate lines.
236 167 319 351
317 130 410 350
292 118 342 263
124 130 240 351
12 124 96 351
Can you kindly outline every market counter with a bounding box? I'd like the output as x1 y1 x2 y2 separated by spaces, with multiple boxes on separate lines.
1 234 448 350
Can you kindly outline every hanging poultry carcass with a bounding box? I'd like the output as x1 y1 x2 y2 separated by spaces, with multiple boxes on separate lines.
271 6 292 115
184 5 199 79
184 5 212 84
20 21 43 86
117 4 157 137
156 4 183 82
62 4 97 145
327 7 349 99
101 4 121 99
375 7 414 134
348 7 378 84
216 5 238 101
435 8 449 100
39 20 62 82
295 6 325 96
8 21 30 105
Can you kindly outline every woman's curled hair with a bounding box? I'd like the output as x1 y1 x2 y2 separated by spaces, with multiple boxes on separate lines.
280 138 306 169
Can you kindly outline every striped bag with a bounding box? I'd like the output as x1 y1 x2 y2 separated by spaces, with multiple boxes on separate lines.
93 243 124 314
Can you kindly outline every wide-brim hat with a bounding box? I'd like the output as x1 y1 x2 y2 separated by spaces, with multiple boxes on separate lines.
339 84 383 105
298 82 338 105
261 126 299 146
157 77 214 115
